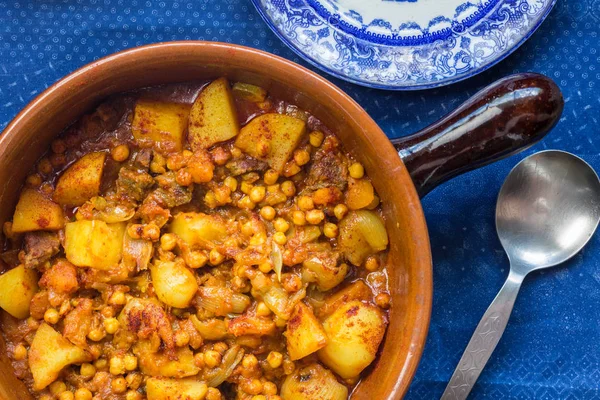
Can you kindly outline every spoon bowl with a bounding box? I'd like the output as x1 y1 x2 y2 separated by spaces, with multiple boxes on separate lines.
496 151 600 272
442 150 600 400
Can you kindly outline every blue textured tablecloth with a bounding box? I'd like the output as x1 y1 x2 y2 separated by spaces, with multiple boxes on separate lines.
1 1 599 398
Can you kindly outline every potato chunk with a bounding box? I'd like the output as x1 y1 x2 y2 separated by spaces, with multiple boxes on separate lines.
170 212 228 248
12 189 64 233
135 341 199 378
29 323 91 390
235 113 306 173
53 152 106 206
280 363 347 400
0 265 38 318
146 378 208 400
64 220 126 269
285 303 327 360
132 99 191 152
188 77 239 150
150 260 198 308
318 300 387 379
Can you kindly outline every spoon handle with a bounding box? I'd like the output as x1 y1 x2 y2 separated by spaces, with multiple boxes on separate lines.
441 269 525 400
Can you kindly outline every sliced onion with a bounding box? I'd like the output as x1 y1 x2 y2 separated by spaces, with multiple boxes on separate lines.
206 345 244 387
197 287 250 316
354 210 389 251
270 242 283 282
122 233 153 271
262 286 289 320
190 315 228 340
281 363 348 400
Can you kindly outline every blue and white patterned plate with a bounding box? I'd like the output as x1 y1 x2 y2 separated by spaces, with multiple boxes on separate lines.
251 0 557 90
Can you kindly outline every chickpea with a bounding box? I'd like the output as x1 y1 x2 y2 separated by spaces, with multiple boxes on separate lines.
109 291 126 305
125 391 142 400
94 358 108 370
293 149 310 166
204 350 222 368
103 317 120 334
273 232 287 245
112 377 128 394
256 302 271 317
13 343 27 360
252 396 267 400
150 152 167 174
214 185 232 204
282 274 302 292
323 222 339 238
305 209 325 225
74 388 93 400
365 256 380 272
334 204 349 220
291 210 306 226
194 353 206 368
263 382 278 395
110 356 126 375
266 351 283 369
111 144 130 162
25 173 43 187
349 162 365 179
258 262 272 273
309 131 324 147
273 218 290 233
126 372 143 390
283 161 301 177
51 139 67 154
40 182 54 196
297 196 314 211
124 354 138 371
260 206 276 221
142 224 160 241
213 343 227 354
127 223 143 239
242 354 258 369
375 292 391 309
166 153 186 170
244 379 263 395
58 392 75 400
263 169 279 185
238 196 256 210
160 233 177 251
224 176 238 191
283 359 295 375
209 249 225 265
204 191 218 209
280 180 296 197
186 251 208 269
80 363 96 378
250 186 266 203
44 308 59 324
211 146 231 166
176 168 193 186
37 157 53 175
231 146 243 158
175 330 190 347
49 381 67 395
206 388 222 400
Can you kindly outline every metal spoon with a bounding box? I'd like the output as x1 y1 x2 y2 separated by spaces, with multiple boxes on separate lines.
441 150 600 400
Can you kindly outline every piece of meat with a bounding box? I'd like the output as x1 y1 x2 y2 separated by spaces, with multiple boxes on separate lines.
305 149 348 191
63 298 93 349
39 259 79 307
116 167 155 202
134 148 153 169
29 291 51 320
226 156 268 176
21 231 60 269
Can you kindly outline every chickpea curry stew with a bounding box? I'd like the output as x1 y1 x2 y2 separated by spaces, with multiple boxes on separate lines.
0 78 392 400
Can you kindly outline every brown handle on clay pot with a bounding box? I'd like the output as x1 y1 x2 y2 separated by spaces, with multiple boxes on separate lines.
392 73 564 197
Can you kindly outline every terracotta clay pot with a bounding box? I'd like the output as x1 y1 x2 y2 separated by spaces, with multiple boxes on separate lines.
0 42 563 399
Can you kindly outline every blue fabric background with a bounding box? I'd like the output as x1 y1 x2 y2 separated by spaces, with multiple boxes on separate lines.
0 1 599 398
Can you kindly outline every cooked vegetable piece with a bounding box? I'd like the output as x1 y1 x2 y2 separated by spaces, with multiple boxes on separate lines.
53 152 106 206
317 280 372 319
29 323 91 390
150 260 198 308
346 178 375 210
170 212 228 248
338 210 388 266
188 77 239 150
318 300 387 379
302 255 348 291
197 286 250 316
132 99 191 151
235 113 306 173
64 220 126 269
135 341 200 378
280 363 348 400
232 82 267 103
0 265 38 318
190 316 228 340
285 303 327 360
11 189 64 233
146 378 208 400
